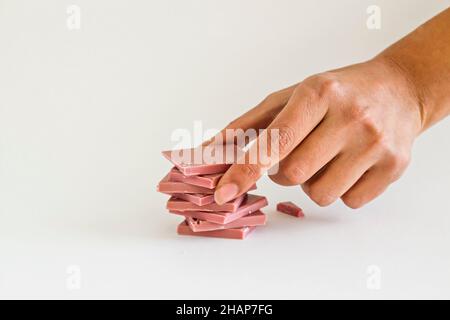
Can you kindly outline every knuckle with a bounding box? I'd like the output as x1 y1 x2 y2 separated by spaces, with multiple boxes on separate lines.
363 134 391 158
361 119 385 145
346 104 372 124
307 185 336 207
284 164 308 184
319 78 342 98
238 164 261 180
385 153 410 180
273 165 305 186
372 135 391 153
346 105 387 147
291 83 320 118
306 73 342 99
274 125 297 153
341 194 364 209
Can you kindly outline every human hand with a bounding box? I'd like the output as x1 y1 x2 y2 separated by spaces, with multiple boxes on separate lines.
213 57 423 208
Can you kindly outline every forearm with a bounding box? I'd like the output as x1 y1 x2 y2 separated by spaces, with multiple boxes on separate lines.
377 7 450 131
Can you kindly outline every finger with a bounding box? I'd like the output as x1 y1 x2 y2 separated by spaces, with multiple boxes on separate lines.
301 150 376 207
202 85 296 147
269 116 346 186
215 84 328 204
341 159 407 209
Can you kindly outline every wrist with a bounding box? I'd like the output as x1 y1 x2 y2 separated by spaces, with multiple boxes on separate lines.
372 54 427 134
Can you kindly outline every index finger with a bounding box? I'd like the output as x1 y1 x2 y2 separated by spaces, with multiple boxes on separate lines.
214 84 328 204
202 85 297 147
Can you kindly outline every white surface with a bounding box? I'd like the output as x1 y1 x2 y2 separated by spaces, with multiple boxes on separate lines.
1 0 449 299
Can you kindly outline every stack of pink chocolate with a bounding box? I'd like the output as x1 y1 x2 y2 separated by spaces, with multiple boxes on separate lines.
157 147 268 240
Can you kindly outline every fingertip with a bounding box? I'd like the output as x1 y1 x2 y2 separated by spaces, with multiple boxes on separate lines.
214 183 239 205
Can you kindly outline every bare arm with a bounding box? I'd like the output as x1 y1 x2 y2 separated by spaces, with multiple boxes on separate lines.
380 8 450 130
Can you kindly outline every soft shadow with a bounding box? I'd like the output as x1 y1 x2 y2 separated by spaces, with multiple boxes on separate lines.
262 208 342 232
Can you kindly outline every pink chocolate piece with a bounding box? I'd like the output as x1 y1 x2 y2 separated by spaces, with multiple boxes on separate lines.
157 174 257 195
167 194 245 213
186 210 267 232
162 145 243 176
157 174 215 194
168 167 222 189
169 194 268 224
171 193 215 206
177 221 255 240
276 201 304 218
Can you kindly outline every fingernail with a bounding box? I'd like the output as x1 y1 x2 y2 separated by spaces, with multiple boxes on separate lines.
214 183 239 205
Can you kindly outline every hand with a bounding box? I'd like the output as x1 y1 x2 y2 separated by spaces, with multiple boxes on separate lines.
213 57 423 208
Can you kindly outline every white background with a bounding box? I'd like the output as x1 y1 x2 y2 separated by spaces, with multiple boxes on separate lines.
1 0 449 299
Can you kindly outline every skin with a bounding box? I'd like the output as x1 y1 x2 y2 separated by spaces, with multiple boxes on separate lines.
212 8 450 209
